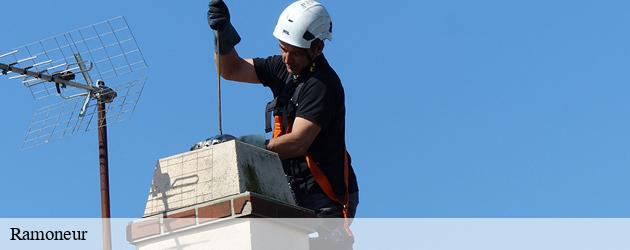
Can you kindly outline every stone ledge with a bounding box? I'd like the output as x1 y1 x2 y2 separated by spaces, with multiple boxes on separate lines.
128 192 314 242
198 200 232 223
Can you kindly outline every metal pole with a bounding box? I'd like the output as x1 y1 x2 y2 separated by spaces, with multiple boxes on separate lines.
98 98 112 250
0 62 98 92
214 30 223 135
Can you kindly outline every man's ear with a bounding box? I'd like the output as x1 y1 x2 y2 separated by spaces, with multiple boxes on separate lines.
309 39 325 57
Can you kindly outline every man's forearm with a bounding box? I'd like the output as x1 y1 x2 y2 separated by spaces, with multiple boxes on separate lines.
267 133 309 160
214 48 260 83
215 49 239 79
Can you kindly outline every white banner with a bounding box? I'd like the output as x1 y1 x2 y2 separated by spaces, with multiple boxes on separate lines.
1 218 629 250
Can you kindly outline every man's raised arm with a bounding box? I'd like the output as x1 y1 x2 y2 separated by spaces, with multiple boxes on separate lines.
208 0 260 83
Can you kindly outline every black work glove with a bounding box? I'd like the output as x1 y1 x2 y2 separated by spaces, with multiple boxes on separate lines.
207 0 241 55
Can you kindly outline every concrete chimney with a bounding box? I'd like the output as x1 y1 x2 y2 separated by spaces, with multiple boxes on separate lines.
127 140 316 250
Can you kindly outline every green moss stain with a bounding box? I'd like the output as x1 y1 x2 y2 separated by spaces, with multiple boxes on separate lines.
244 164 262 194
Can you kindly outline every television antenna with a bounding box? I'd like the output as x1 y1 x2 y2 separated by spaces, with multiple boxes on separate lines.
0 16 147 250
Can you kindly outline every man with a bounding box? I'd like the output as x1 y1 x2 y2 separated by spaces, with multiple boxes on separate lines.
207 0 359 223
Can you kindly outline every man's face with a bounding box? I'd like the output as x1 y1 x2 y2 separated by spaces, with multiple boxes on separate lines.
279 41 311 75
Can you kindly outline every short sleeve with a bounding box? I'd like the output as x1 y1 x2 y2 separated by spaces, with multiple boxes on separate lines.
253 55 287 96
296 80 332 129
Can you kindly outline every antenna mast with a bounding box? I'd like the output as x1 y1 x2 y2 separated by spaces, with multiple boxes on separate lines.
0 16 148 250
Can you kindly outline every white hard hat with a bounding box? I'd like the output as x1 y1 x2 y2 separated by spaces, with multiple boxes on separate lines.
273 0 333 49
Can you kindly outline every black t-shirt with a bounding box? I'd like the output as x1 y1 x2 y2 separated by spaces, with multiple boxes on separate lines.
253 55 359 197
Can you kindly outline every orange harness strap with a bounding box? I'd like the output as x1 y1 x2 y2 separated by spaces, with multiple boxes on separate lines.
272 115 283 139
305 151 353 238
273 116 354 237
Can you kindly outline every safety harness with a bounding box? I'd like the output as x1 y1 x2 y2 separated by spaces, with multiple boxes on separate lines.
264 70 354 237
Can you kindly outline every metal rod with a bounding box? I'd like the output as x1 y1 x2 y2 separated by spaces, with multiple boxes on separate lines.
9 75 28 80
74 53 94 85
21 78 45 85
47 63 67 71
0 50 18 59
215 30 223 135
1 62 97 92
10 59 52 79
97 97 112 250
16 56 37 64
31 59 53 68
78 93 92 115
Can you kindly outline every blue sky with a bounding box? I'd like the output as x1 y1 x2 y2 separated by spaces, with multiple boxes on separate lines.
1 0 629 218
